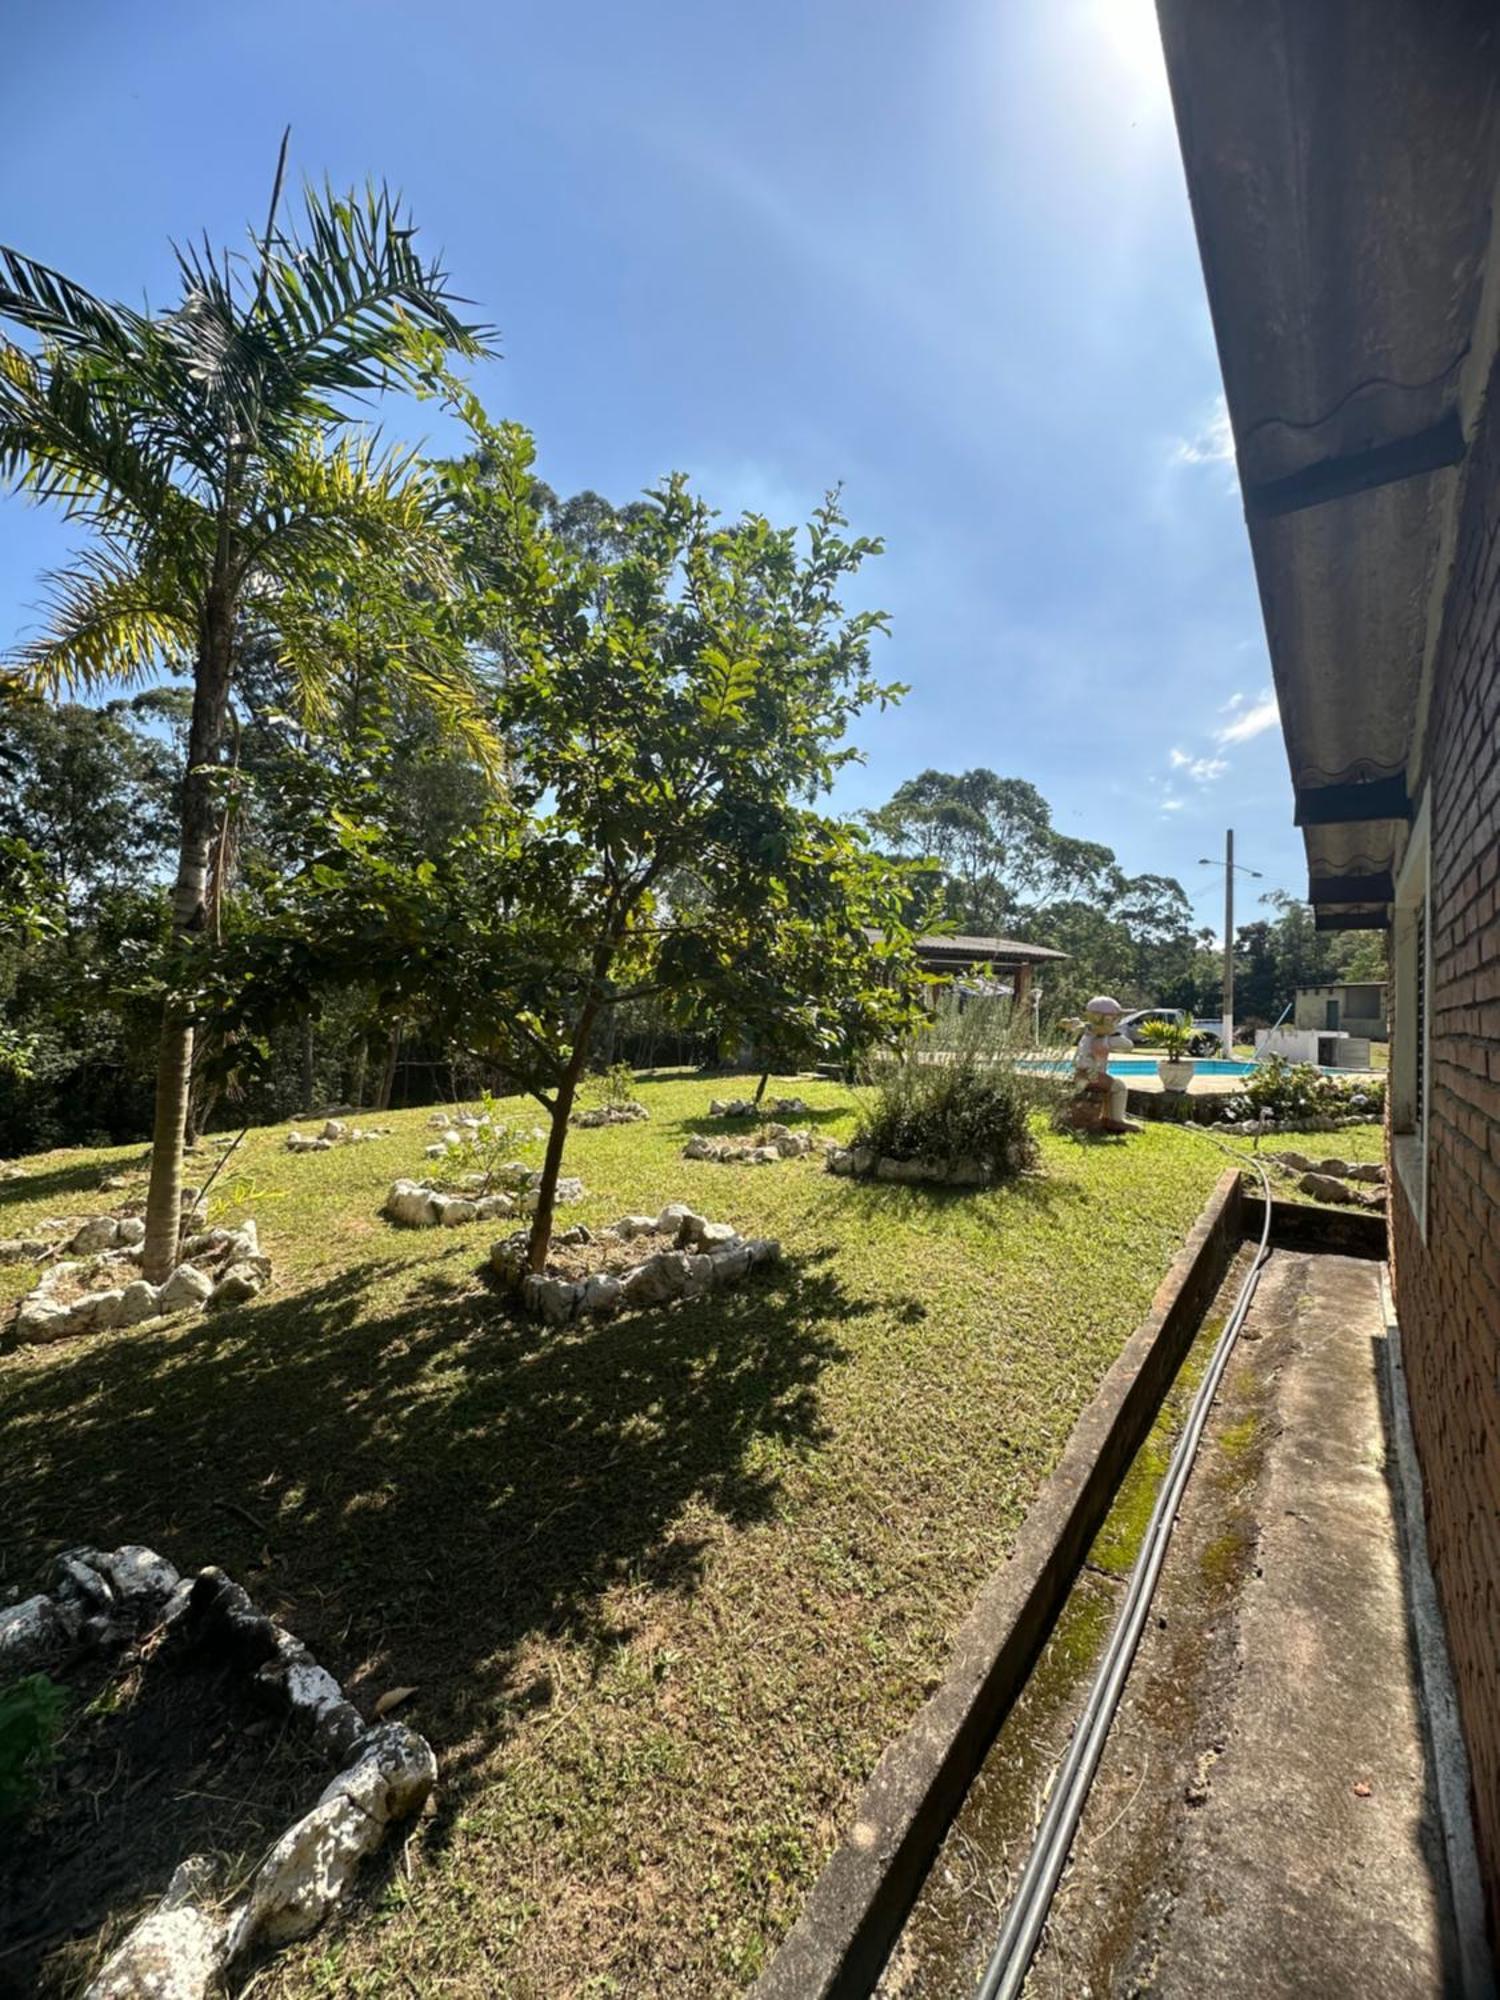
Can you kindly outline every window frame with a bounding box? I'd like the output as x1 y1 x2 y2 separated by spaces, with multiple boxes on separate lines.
1391 789 1432 1236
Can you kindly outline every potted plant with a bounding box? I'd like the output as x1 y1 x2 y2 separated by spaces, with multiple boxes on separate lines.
1146 1016 1196 1091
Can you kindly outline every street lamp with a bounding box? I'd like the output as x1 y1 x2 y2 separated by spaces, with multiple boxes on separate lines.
1199 830 1262 1055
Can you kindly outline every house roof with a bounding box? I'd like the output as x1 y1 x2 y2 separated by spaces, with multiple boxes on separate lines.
912 933 1068 965
1156 0 1500 930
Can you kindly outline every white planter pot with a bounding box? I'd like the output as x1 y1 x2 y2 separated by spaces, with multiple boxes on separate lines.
1157 1059 1195 1091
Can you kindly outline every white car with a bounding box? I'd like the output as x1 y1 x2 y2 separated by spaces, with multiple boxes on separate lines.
1119 1008 1223 1056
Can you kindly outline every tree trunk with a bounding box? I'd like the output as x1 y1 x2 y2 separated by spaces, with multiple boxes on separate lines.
375 1023 402 1112
300 1019 316 1112
526 1004 599 1274
140 585 234 1285
753 1069 770 1107
350 1037 369 1111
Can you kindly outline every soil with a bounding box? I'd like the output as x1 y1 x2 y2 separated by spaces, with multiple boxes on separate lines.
538 1227 681 1283
0 1645 328 1999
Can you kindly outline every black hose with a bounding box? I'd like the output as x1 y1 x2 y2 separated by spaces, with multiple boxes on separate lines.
975 1143 1273 2000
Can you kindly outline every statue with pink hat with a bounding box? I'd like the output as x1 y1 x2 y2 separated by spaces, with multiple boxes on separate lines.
1070 995 1140 1135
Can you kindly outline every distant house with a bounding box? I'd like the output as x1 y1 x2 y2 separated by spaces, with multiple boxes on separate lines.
1160 0 1500 1939
1293 981 1388 1043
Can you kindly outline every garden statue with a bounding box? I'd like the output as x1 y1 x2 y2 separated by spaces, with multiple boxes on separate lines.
1071 995 1140 1135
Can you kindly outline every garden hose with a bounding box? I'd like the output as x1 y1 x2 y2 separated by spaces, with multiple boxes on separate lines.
974 1137 1273 2000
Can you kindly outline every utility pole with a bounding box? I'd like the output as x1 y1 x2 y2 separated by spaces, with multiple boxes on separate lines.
1200 831 1262 1055
1223 828 1235 1056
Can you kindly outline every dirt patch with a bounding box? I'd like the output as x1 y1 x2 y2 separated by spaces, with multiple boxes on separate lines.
523 1228 679 1284
0 1648 328 1999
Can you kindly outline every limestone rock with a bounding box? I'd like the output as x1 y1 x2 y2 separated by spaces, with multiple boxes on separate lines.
209 1267 265 1309
0 1236 49 1263
15 1294 77 1343
159 1263 215 1313
435 1196 478 1227
1299 1171 1358 1206
225 1725 435 1955
0 1593 69 1671
698 1221 739 1250
70 1215 120 1255
75 1288 127 1332
523 1273 580 1324
617 1213 661 1239
581 1272 623 1316
116 1279 162 1327
387 1181 439 1227
97 1545 181 1611
115 1216 146 1248
86 1855 225 2000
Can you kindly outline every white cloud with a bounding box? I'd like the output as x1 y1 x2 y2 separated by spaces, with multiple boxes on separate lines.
1172 394 1235 469
1160 795 1184 814
1169 746 1190 768
1186 754 1228 783
1215 692 1279 745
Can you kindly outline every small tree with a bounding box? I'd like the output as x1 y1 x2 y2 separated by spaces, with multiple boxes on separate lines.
438 417 930 1268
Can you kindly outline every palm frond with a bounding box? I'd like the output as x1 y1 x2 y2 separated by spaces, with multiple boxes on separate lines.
7 543 195 694
0 246 153 360
254 180 495 412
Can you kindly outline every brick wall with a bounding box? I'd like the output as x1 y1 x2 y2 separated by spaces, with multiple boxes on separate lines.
1389 352 1500 1943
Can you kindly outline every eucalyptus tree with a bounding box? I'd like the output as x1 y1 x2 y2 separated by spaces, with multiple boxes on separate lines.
0 144 495 1279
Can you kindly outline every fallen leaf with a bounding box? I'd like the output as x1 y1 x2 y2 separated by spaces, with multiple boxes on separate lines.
374 1685 418 1718
1353 1780 1372 1798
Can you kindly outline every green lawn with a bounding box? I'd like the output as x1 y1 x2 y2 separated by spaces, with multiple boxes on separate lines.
0 1077 1365 1995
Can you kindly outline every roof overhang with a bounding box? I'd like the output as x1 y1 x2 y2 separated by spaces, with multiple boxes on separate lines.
1156 0 1500 929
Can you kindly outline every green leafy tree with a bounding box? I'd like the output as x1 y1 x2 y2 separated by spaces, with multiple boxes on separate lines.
0 145 495 1277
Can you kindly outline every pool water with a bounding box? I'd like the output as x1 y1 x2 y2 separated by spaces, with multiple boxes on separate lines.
1107 1056 1253 1077
1018 1055 1256 1078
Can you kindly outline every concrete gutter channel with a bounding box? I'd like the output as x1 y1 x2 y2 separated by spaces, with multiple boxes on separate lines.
756 1170 1495 2000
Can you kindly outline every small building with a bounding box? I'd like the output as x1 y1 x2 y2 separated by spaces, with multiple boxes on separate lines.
1293 981 1387 1042
908 933 1068 1018
1160 0 1500 1940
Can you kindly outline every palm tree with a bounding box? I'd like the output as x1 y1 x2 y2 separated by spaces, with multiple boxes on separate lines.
0 139 497 1280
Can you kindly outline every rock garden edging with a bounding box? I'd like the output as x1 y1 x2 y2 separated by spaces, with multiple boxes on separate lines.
0 1545 435 2000
490 1203 780 1323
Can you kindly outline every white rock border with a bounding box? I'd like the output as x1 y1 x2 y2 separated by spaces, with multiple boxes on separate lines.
708 1095 810 1119
825 1144 996 1188
286 1118 391 1153
571 1102 650 1128
12 1220 270 1346
0 1545 435 2000
683 1123 816 1165
384 1172 585 1230
490 1203 781 1323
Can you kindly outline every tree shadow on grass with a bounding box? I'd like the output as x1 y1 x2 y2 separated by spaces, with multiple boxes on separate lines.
813 1164 1090 1232
0 1247 868 1831
672 1105 851 1137
0 1157 140 1214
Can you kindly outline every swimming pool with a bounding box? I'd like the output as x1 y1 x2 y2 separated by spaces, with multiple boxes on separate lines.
1107 1056 1254 1077
1018 1056 1256 1078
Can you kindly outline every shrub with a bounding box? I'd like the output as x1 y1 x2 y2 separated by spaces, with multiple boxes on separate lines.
1227 1057 1386 1126
437 1093 541 1193
0 1674 68 1820
585 1062 639 1113
854 998 1060 1177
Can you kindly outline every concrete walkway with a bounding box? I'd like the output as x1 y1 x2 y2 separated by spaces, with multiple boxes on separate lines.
1031 1250 1459 1996
882 1249 1477 1997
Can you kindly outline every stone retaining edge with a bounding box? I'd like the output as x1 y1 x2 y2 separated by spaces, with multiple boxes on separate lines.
752 1167 1245 2000
1240 1192 1388 1260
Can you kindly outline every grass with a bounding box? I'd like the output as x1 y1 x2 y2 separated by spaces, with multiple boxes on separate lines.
0 1072 1331 1996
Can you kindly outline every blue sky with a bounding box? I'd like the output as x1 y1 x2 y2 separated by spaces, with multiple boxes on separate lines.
1 0 1298 929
